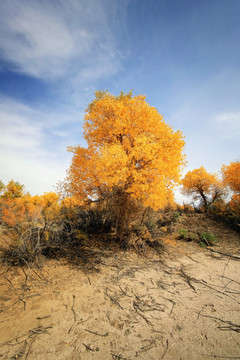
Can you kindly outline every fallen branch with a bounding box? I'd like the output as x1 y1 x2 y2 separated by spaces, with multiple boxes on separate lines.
198 313 240 333
221 276 240 286
206 248 240 260
1 326 52 346
195 280 239 304
0 293 40 313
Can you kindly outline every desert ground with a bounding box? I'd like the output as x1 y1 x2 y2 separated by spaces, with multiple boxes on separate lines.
0 213 240 360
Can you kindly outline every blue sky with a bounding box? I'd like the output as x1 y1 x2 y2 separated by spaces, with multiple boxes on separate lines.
0 0 239 200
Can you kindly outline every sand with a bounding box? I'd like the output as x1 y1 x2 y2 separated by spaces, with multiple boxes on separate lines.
0 233 239 360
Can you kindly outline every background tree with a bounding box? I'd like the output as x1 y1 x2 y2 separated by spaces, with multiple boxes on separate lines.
221 161 240 194
181 167 226 212
1 180 24 199
0 180 5 195
66 90 185 240
222 161 240 216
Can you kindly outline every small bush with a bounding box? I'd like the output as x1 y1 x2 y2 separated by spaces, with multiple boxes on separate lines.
182 204 194 213
172 211 181 222
200 232 218 246
178 228 188 238
178 229 197 241
144 219 156 231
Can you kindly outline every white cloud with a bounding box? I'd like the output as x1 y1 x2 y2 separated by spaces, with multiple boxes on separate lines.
167 86 240 174
214 111 240 144
215 112 240 123
0 96 83 194
0 110 42 151
0 0 122 80
0 151 69 195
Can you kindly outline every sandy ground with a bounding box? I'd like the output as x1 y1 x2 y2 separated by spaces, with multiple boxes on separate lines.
0 231 240 359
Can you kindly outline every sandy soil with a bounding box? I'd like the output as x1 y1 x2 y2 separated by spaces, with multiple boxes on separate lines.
0 224 240 359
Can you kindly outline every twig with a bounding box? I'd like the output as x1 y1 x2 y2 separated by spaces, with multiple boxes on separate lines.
111 353 128 360
29 326 52 336
179 268 196 292
4 276 14 287
20 297 26 311
118 285 131 297
1 326 52 346
32 269 48 283
105 289 123 310
0 293 40 314
158 295 176 315
67 295 77 334
22 258 31 288
202 236 211 246
162 339 169 358
25 338 36 359
36 315 51 320
197 313 240 332
68 316 93 334
12 340 28 359
85 329 109 337
201 355 240 359
133 301 152 325
218 325 240 333
82 343 95 351
196 280 239 304
71 295 77 322
221 276 240 286
136 339 156 355
20 266 29 288
0 298 21 313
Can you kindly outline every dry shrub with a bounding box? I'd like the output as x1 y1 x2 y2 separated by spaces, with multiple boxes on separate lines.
0 194 91 265
94 187 144 242
207 197 240 233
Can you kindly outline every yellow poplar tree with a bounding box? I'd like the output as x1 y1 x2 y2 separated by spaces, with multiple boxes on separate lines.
222 161 240 215
1 180 24 199
221 162 240 194
66 91 185 238
182 166 225 212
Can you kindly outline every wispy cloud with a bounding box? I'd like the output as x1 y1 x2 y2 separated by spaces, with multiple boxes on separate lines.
215 112 240 124
0 0 124 80
0 100 43 151
0 96 84 194
166 70 240 173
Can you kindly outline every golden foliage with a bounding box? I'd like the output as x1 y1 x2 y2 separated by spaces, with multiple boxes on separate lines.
228 194 240 216
1 180 24 199
182 167 226 211
222 161 240 194
0 191 61 229
66 91 186 210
